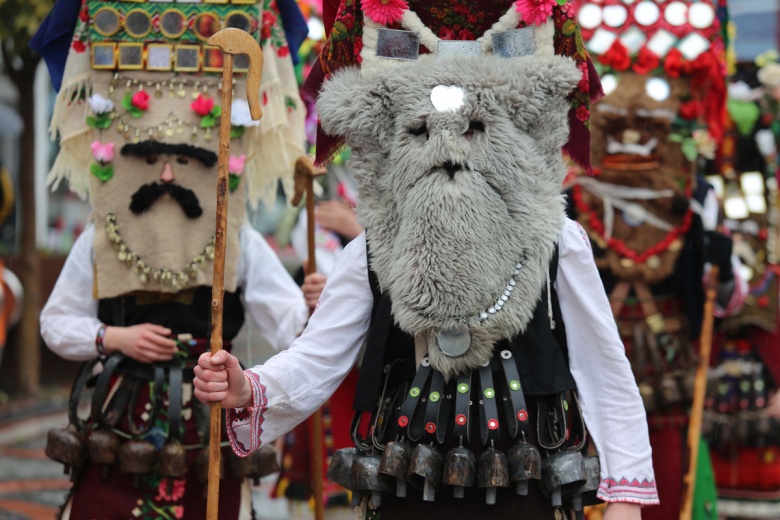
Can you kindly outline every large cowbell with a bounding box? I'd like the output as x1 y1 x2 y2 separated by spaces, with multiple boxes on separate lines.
353 451 394 509
442 445 477 498
407 444 443 502
507 439 542 495
540 451 586 506
379 440 413 497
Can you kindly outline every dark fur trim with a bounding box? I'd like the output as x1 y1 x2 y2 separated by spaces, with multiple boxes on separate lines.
121 141 218 167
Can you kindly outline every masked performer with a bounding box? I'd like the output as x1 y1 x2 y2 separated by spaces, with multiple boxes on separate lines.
34 0 324 518
195 1 659 519
566 1 748 518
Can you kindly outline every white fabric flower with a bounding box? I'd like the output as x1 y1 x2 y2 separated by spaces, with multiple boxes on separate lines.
231 99 262 127
88 94 114 115
758 63 780 88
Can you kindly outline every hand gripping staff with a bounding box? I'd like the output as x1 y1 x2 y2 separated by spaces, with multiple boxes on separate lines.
291 156 327 520
205 28 263 520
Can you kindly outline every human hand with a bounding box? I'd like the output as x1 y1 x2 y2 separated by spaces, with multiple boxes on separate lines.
302 269 327 310
765 390 780 418
193 350 252 409
603 502 642 520
316 200 362 240
103 323 177 363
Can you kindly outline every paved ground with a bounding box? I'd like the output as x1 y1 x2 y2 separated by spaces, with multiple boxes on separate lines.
0 391 353 520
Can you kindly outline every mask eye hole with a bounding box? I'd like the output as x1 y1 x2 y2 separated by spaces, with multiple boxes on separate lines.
176 156 189 165
464 120 484 140
409 122 428 138
146 156 158 165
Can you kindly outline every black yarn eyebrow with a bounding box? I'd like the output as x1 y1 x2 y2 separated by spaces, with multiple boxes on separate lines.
120 141 218 168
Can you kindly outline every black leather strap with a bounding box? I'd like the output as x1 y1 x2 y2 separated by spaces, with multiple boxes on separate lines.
127 364 165 437
452 371 472 444
499 349 529 440
68 358 100 432
91 354 127 429
562 391 588 451
478 364 500 446
422 370 446 444
397 357 432 442
168 362 183 442
537 395 568 450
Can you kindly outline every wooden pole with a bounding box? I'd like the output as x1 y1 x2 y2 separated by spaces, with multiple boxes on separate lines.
679 265 720 520
292 156 326 520
205 28 264 520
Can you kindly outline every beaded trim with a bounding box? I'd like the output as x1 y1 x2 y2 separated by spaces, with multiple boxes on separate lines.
104 213 215 287
477 256 526 322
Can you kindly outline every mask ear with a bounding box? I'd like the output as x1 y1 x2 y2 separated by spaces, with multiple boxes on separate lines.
504 56 581 153
316 67 393 153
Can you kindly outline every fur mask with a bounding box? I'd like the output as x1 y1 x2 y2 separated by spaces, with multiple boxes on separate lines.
317 55 580 378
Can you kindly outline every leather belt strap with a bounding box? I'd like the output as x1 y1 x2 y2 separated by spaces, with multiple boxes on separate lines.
127 364 165 437
478 363 500 446
69 358 100 432
397 357 432 442
452 371 472 444
499 349 529 440
91 354 126 429
422 370 447 444
168 362 183 442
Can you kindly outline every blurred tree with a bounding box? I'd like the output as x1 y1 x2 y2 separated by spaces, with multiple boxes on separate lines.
0 0 52 396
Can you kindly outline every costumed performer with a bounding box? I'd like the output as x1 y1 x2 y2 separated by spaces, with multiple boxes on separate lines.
195 1 658 519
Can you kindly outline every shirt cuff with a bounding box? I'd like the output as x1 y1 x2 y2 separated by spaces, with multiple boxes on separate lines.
597 477 660 506
712 267 747 318
226 370 267 457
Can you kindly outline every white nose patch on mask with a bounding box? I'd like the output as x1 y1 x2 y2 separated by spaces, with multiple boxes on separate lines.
431 85 465 112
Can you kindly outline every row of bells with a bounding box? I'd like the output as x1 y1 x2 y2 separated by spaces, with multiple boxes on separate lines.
327 440 600 512
45 425 279 487
702 409 780 450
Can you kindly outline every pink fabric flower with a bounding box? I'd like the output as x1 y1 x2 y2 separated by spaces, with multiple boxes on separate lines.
576 105 590 122
191 94 215 116
156 478 186 502
229 154 247 175
515 0 557 26
363 0 409 25
173 506 184 519
131 91 150 111
90 141 114 163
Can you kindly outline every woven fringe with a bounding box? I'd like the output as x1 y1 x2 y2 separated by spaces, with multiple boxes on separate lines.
49 75 91 140
47 132 93 200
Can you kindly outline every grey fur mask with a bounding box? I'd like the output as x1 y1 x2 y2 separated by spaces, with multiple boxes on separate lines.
317 55 580 379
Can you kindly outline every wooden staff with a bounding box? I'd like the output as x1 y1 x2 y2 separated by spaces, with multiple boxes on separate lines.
679 265 720 520
292 156 327 520
205 28 263 520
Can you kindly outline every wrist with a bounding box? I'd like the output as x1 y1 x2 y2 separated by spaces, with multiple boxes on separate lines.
95 325 107 357
238 373 254 408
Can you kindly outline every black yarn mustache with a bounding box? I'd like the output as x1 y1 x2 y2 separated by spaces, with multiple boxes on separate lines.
129 182 203 219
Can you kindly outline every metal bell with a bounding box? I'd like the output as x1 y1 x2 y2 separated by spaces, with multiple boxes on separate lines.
118 439 157 487
564 455 601 519
195 448 224 497
327 447 358 492
227 451 254 480
540 451 586 507
507 441 541 496
88 429 121 479
442 446 476 498
160 441 187 479
45 425 87 475
407 444 443 502
379 440 413 497
352 452 393 509
248 444 280 484
477 447 510 505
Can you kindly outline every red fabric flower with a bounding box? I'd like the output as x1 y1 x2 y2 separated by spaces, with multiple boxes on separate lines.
277 46 290 58
632 47 660 75
363 0 409 26
457 29 475 40
131 91 150 111
515 0 557 26
72 40 86 53
599 40 631 72
156 479 186 502
577 62 589 92
79 6 90 23
439 26 455 40
191 94 215 116
576 105 590 122
664 48 688 78
678 99 702 120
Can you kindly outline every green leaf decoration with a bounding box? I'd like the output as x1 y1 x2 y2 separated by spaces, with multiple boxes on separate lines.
668 133 684 143
556 0 568 5
228 174 240 192
210 105 222 118
230 126 246 139
90 162 114 182
681 138 698 162
86 114 113 130
201 114 216 128
121 92 132 111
